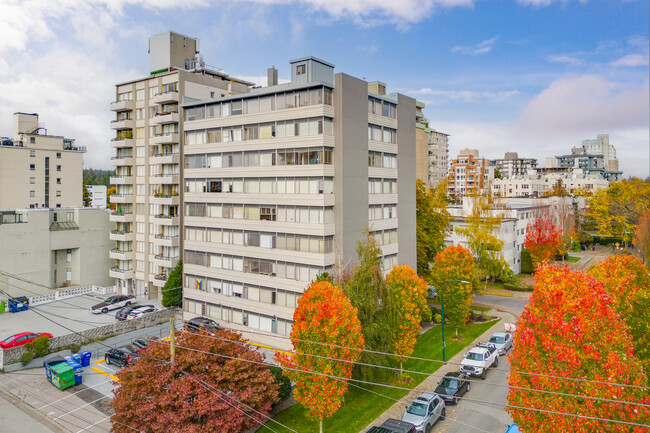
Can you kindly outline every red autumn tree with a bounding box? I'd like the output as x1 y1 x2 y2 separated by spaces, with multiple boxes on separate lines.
508 265 649 432
524 218 562 269
386 265 431 374
110 329 278 433
275 281 364 433
429 245 477 335
588 255 650 379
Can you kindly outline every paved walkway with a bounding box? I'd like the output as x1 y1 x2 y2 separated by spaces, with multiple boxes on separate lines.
360 310 517 432
0 386 62 433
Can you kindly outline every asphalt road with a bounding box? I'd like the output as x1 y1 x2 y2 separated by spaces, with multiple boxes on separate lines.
474 293 529 317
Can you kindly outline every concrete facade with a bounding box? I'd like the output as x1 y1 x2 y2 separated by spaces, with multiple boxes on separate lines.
180 58 416 341
490 152 537 178
0 113 85 209
0 208 114 293
87 184 107 208
549 134 622 181
491 169 609 198
413 101 449 189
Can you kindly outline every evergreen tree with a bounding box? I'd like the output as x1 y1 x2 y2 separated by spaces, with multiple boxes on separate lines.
161 260 182 307
82 183 91 207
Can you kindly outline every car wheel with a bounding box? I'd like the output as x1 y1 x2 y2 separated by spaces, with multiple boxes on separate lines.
441 408 446 420
101 307 108 314
494 357 499 367
467 382 471 392
105 356 110 365
425 423 431 433
481 369 486 380
125 301 131 306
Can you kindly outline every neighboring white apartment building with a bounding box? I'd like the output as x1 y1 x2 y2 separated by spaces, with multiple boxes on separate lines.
0 113 85 209
0 207 114 294
87 185 107 209
109 31 254 298
492 169 609 198
490 152 537 178
445 196 569 274
181 57 416 345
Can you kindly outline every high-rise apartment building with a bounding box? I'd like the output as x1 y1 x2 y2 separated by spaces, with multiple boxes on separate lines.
489 152 537 178
181 57 416 344
447 148 492 198
549 134 622 181
0 113 85 209
428 130 449 188
109 31 253 297
414 101 449 189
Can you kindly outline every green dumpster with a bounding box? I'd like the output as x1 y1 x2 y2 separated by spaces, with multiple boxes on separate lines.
0 301 5 313
51 363 75 390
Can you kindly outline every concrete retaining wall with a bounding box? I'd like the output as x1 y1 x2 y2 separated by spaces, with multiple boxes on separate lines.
28 285 116 306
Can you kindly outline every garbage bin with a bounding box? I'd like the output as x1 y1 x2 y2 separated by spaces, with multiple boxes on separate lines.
71 353 82 364
43 355 67 380
0 301 5 313
7 296 29 313
65 357 82 372
74 373 83 385
51 363 75 390
80 351 91 367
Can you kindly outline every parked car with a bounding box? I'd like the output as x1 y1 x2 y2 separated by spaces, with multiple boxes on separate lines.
460 343 499 380
132 335 158 352
0 332 53 349
115 304 144 321
104 347 138 367
126 306 158 320
488 332 514 355
401 392 446 433
434 372 470 405
367 418 416 433
186 316 221 335
92 295 136 314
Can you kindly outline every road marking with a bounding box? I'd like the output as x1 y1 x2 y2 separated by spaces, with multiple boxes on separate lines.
53 395 109 420
75 415 111 433
90 366 120 382
245 339 292 356
96 359 105 364
38 380 109 409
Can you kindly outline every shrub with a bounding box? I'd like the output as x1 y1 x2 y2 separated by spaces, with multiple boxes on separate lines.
520 249 534 274
433 313 442 324
269 366 292 403
503 282 534 292
32 336 50 358
68 343 82 354
21 351 34 365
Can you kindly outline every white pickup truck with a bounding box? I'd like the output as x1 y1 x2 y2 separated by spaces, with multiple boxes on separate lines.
460 343 499 380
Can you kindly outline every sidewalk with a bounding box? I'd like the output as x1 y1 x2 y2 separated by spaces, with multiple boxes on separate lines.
359 309 517 432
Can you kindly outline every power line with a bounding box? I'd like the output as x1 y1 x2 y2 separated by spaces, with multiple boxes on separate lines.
181 330 650 408
159 340 650 429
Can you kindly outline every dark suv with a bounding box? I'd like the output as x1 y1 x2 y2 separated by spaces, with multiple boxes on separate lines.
186 316 221 335
104 347 138 367
368 418 416 433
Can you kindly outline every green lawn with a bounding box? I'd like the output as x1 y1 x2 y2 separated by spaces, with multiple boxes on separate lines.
258 320 498 433
565 256 581 263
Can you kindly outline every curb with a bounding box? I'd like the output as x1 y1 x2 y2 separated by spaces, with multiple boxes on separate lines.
0 383 71 433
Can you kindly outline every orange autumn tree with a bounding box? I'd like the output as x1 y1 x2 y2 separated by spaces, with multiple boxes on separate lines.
386 265 431 375
275 281 364 433
524 218 562 269
429 245 477 336
588 255 650 379
508 265 649 432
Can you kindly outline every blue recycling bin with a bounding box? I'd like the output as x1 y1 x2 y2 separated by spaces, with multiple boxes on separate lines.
64 357 82 372
81 351 91 367
74 373 83 385
7 296 29 313
71 353 82 364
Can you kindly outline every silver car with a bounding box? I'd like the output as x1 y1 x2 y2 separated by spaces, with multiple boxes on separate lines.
401 392 446 433
488 332 514 355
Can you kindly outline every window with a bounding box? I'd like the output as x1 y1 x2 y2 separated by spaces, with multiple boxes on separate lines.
29 191 35 197
30 164 35 170
56 178 61 184
30 137 35 143
296 64 306 75
56 152 61 159
136 89 145 100
66 249 72 263
56 191 61 197
30 150 35 157
56 165 61 171
30 177 35 184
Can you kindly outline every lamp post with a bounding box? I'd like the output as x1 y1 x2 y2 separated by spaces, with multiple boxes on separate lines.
438 279 470 362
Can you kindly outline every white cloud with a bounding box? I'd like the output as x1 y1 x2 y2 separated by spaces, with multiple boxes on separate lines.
546 53 584 65
452 36 499 55
611 54 649 67
516 0 589 6
403 87 519 102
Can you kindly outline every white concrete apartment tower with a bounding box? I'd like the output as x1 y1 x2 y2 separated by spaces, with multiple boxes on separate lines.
181 57 416 346
109 31 253 298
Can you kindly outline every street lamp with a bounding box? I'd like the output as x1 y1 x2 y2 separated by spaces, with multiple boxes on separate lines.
437 279 470 362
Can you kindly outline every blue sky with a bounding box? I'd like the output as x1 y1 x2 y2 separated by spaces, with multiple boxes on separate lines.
0 0 648 177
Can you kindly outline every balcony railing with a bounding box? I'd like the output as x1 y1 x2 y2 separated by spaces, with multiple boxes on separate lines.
154 273 169 281
111 249 133 254
154 214 178 219
154 173 179 177
111 230 133 235
111 155 133 160
152 151 179 157
110 266 133 273
155 234 179 240
155 254 179 261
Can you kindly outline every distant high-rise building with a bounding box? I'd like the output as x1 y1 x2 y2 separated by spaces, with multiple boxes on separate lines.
0 112 85 209
447 148 492 198
549 134 622 181
428 130 449 188
489 152 537 178
414 101 449 189
86 185 107 209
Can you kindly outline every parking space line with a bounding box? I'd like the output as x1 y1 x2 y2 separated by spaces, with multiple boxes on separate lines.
53 395 109 420
38 380 109 409
75 415 111 433
90 366 120 382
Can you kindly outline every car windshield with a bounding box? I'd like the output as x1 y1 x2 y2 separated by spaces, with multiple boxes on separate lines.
440 378 459 388
103 297 115 303
489 336 505 344
466 352 483 361
406 402 427 416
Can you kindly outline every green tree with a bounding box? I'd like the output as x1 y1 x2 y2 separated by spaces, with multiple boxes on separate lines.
455 194 511 284
429 245 477 335
161 260 182 307
83 168 114 187
416 179 451 278
82 183 91 207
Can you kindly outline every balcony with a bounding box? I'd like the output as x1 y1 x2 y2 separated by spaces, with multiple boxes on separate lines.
151 112 179 125
109 229 134 242
109 100 134 111
152 273 168 288
110 119 134 130
149 173 180 184
150 152 180 165
110 137 134 148
109 175 134 185
151 132 179 145
151 213 180 226
110 194 134 204
109 248 133 260
109 266 134 280
110 155 134 167
153 254 178 268
153 234 180 247
150 194 180 206
110 211 134 223
151 91 179 105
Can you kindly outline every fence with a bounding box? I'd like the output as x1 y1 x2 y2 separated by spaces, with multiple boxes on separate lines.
28 285 116 306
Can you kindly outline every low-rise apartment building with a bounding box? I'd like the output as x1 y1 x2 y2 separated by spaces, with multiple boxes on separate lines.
490 152 537 178
491 169 609 198
448 148 492 199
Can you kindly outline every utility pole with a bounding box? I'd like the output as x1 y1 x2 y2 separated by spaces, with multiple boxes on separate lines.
169 313 176 365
